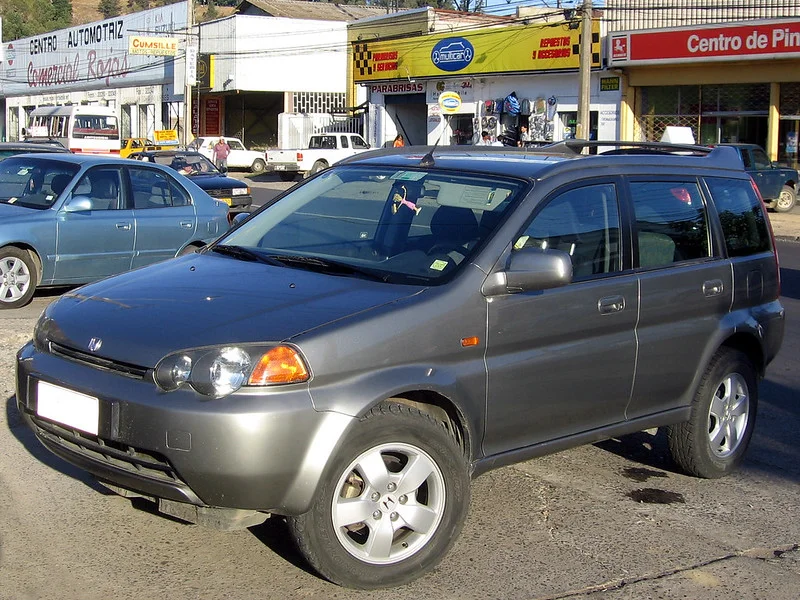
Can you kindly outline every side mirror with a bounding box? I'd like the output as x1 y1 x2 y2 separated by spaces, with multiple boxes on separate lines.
63 195 93 212
482 247 573 296
230 212 250 227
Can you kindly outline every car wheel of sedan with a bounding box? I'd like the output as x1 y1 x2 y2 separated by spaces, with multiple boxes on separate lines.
288 401 470 589
250 159 266 174
668 348 757 479
0 247 38 309
774 185 796 212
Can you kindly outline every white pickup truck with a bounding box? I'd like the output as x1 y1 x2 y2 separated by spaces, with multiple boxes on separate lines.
265 133 370 181
189 136 267 173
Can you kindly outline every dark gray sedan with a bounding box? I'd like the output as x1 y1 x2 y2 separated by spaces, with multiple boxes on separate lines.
0 153 230 308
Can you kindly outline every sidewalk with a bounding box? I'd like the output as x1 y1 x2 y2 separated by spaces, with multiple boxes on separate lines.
770 210 800 241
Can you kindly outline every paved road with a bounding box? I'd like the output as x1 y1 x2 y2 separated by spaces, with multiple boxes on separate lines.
0 235 798 597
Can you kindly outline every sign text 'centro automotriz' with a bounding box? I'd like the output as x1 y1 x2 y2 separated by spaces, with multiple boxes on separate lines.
431 38 474 72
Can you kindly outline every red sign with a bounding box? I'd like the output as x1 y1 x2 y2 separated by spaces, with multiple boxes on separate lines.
204 98 220 136
610 20 800 65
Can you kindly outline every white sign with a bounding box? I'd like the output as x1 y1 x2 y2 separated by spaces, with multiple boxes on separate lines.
0 2 187 96
186 46 197 85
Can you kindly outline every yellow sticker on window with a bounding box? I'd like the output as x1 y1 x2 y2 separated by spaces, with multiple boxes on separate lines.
430 259 449 271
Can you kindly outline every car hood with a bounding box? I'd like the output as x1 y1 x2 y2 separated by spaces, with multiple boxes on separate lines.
0 201 40 218
42 252 425 367
189 174 247 188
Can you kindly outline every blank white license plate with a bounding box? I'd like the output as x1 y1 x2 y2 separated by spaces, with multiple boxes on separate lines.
36 381 99 435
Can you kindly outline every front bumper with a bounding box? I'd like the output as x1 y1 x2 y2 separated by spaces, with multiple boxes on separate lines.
16 341 354 515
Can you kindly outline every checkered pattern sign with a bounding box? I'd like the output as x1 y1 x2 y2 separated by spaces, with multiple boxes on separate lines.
354 43 373 77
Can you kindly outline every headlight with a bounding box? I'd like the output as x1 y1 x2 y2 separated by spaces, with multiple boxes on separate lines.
154 344 309 397
232 187 249 196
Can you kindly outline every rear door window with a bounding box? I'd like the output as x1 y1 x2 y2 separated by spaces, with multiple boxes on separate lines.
629 181 711 268
705 177 771 256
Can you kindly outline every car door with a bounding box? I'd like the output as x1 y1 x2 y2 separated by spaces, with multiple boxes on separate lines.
128 165 198 268
55 167 135 282
226 138 248 168
750 146 784 199
624 177 733 419
483 180 638 455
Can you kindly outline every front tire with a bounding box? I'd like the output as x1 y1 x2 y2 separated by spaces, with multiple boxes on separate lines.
668 348 757 479
774 185 796 212
288 402 470 589
250 158 266 174
0 247 38 309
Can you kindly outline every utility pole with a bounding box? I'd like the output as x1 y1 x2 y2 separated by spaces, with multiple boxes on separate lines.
576 0 592 142
183 0 194 146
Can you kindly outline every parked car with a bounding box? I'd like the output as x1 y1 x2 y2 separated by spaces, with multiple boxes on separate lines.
0 153 229 308
133 150 252 218
265 132 370 181
16 141 784 589
119 137 170 159
0 141 71 160
716 143 799 212
188 136 266 173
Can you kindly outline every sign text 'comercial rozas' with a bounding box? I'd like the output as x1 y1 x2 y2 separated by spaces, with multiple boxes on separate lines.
128 36 178 56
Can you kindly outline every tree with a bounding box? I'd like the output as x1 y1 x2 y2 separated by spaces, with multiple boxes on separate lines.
203 0 219 21
98 0 121 18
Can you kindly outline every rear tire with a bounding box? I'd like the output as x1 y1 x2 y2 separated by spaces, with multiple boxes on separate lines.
774 185 796 212
667 348 757 479
309 160 328 176
0 247 38 309
250 159 266 174
288 401 470 589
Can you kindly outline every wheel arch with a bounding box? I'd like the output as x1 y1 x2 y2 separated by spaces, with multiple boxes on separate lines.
1 243 43 282
718 332 766 378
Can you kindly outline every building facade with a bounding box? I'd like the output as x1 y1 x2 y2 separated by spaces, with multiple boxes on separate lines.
350 9 611 148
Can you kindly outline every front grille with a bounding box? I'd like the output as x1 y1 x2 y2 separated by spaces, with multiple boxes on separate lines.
31 416 182 485
204 188 233 199
49 342 149 379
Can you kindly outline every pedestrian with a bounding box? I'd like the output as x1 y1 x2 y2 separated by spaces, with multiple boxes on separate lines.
393 134 405 147
212 137 231 172
478 131 492 146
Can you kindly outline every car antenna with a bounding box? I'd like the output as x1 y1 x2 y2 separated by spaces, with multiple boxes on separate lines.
419 114 451 167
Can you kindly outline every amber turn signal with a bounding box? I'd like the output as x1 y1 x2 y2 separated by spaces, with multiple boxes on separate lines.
461 336 480 347
249 346 309 385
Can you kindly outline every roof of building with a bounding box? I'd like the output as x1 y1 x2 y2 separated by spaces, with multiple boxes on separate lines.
235 0 388 21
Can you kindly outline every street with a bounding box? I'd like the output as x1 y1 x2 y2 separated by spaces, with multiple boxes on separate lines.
0 238 797 600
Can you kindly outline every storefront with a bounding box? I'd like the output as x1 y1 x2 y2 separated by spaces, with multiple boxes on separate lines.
353 20 613 147
609 19 800 167
0 4 188 142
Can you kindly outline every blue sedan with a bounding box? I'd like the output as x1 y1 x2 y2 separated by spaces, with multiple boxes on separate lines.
0 153 230 308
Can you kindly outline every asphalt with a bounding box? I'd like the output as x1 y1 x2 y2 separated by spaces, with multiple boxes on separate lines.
770 210 800 242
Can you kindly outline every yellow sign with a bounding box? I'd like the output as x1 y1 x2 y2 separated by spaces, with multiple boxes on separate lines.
128 36 178 56
154 129 179 144
438 91 462 114
353 21 601 83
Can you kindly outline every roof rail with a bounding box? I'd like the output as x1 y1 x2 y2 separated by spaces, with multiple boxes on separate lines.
534 139 714 157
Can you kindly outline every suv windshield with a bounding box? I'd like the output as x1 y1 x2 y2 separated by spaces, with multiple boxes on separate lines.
218 165 526 284
0 157 79 209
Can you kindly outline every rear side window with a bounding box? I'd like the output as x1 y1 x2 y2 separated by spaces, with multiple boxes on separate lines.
706 177 771 257
630 181 711 268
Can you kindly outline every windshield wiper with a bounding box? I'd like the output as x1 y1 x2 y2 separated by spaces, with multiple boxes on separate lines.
266 254 390 282
211 244 283 266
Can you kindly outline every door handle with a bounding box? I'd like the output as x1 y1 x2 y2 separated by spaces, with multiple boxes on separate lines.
703 279 724 297
598 295 626 315
180 221 193 229
115 222 131 230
